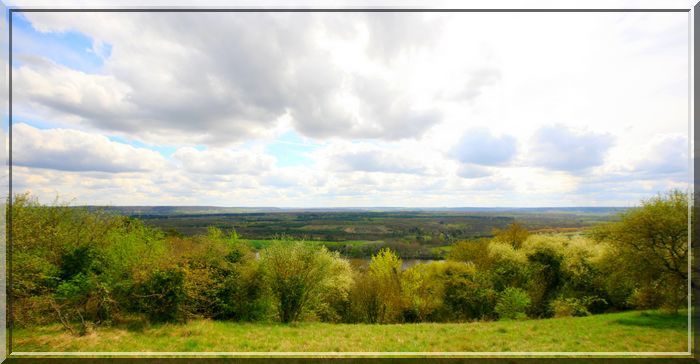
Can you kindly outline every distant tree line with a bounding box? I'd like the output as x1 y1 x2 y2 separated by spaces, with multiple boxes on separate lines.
11 190 689 335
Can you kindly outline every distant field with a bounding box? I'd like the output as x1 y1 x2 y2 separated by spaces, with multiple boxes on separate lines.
241 238 380 251
123 210 620 259
14 310 687 354
123 210 619 251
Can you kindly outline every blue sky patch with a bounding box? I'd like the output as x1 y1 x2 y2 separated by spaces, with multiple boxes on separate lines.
107 135 178 158
266 131 319 167
12 13 111 73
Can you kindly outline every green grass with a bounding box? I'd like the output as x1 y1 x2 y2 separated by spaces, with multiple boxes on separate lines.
13 310 688 353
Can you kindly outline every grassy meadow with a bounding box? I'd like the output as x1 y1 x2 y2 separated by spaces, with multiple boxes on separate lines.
14 310 688 353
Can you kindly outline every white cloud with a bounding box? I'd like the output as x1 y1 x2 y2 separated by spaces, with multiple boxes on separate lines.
456 164 492 179
529 125 614 172
449 128 517 166
16 12 471 145
11 11 690 206
634 133 688 177
172 147 274 175
331 149 430 175
13 123 166 173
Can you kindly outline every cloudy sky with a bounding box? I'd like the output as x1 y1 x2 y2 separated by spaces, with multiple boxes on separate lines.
10 10 690 207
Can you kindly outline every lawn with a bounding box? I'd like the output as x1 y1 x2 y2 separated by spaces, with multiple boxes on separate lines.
13 310 688 354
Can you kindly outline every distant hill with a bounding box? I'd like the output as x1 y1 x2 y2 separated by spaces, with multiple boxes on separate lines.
80 205 628 217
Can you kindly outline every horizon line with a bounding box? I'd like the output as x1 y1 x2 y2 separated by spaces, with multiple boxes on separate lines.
73 205 632 209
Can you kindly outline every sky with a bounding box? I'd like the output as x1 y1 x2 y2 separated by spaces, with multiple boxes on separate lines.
9 9 691 207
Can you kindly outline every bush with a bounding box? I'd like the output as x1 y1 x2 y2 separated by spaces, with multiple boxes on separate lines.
551 298 587 317
10 194 122 327
132 268 186 323
442 261 497 321
349 271 382 323
260 240 352 323
215 242 271 322
11 190 692 327
551 296 608 317
627 284 665 310
367 248 404 323
525 246 564 318
217 262 271 321
495 287 530 320
401 262 448 322
487 242 529 291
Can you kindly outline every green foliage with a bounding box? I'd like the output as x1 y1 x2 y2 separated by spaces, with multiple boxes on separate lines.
12 190 692 330
486 242 529 291
492 222 530 249
551 298 587 317
260 240 351 323
59 246 102 280
133 268 186 323
11 194 123 328
348 271 383 323
442 261 497 321
447 239 491 268
592 189 690 313
367 248 404 323
495 287 530 320
401 262 447 322
215 241 271 321
525 246 564 318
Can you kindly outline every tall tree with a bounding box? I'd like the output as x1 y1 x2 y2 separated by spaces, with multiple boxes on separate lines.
493 222 530 249
592 190 690 312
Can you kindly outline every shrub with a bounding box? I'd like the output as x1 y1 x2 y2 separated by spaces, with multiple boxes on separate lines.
172 234 233 319
495 287 530 320
487 242 529 291
367 248 404 323
551 296 608 317
401 262 447 322
525 246 564 318
10 194 122 327
627 284 665 310
260 240 352 323
217 261 271 321
59 246 103 280
442 261 497 321
132 268 186 323
349 270 383 323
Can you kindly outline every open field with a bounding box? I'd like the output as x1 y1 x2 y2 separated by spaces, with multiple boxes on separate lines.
14 310 687 353
118 209 621 242
96 209 621 259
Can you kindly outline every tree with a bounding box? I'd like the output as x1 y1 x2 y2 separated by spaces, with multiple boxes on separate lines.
442 261 497 321
492 222 530 249
401 262 447 322
447 239 491 268
349 271 383 323
526 246 564 318
260 240 351 323
592 190 690 313
367 248 404 323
